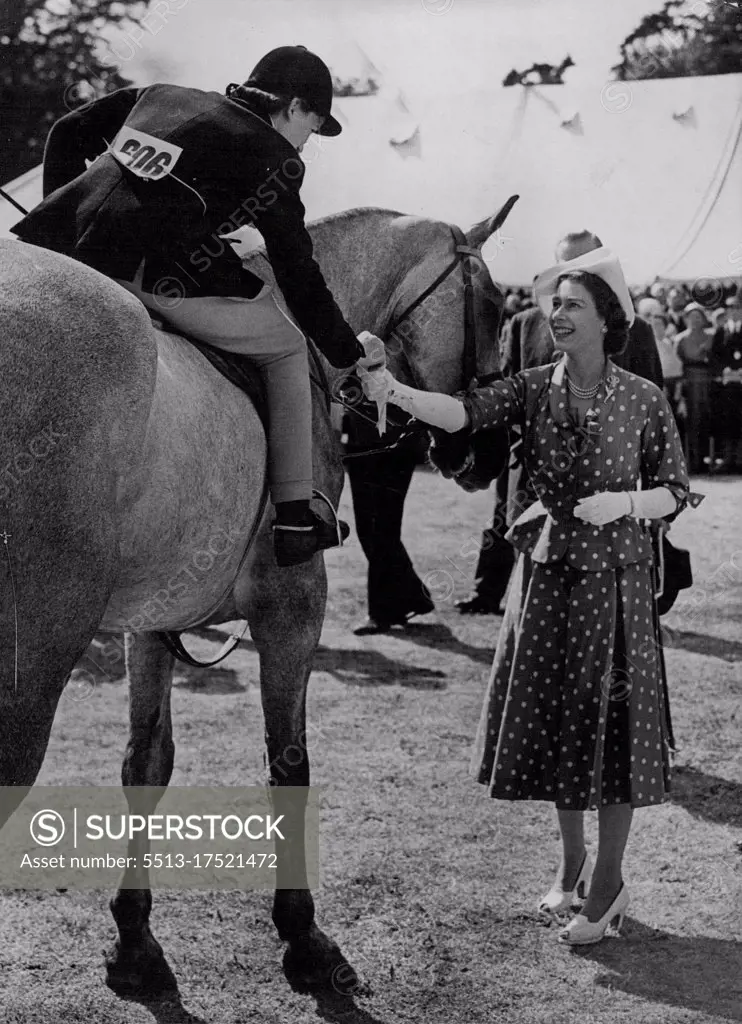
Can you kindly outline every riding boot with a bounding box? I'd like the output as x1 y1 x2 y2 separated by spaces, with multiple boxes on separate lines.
273 500 350 567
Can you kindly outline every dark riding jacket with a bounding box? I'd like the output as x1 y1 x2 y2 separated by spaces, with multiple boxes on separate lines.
11 84 363 368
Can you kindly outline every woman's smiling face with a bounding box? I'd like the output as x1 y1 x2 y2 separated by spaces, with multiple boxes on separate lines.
549 279 605 355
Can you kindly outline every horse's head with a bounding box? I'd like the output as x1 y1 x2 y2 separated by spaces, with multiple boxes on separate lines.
383 199 518 491
309 203 516 488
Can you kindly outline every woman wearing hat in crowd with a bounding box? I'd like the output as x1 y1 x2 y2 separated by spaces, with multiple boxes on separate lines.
12 46 371 566
362 249 700 945
675 303 719 472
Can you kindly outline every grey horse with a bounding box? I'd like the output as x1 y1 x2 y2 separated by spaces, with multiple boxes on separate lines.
0 205 508 997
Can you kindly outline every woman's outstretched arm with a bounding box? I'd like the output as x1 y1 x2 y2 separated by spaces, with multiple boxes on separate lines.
372 374 470 432
360 363 524 435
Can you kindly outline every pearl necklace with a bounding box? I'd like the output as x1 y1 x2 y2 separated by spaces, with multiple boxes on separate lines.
566 375 601 399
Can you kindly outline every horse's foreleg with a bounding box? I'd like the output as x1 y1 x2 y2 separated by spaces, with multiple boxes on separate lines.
105 632 178 997
245 560 357 992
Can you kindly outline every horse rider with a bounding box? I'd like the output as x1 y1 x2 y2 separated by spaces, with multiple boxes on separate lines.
11 45 376 567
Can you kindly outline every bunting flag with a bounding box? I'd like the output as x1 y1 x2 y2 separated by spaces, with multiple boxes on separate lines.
358 46 383 93
672 105 696 126
388 90 421 159
389 123 421 159
328 40 383 97
560 110 583 134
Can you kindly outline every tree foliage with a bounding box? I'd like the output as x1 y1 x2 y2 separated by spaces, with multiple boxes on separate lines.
0 0 146 183
612 0 742 81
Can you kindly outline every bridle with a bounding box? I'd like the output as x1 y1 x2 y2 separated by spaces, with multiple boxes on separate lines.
388 223 500 387
335 223 500 459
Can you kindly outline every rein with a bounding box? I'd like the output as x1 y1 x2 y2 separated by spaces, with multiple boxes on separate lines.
0 187 28 217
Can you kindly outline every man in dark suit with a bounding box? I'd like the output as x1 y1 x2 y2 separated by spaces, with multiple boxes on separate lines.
344 411 434 635
11 46 367 567
666 286 690 334
457 230 664 613
711 293 742 471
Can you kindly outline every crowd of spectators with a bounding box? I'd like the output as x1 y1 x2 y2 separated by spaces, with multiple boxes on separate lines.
501 280 742 474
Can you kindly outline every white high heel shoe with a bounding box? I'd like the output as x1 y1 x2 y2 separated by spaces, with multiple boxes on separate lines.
537 852 593 916
557 884 630 946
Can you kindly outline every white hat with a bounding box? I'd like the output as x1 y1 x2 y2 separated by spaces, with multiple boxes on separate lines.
534 247 636 326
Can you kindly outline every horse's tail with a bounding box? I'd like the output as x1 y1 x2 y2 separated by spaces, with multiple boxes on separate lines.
0 241 156 782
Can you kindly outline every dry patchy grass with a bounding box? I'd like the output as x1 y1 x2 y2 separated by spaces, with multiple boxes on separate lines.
0 471 740 1024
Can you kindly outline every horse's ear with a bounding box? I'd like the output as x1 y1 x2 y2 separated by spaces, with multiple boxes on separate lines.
466 195 520 250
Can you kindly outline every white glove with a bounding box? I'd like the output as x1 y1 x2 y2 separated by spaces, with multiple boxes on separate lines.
359 365 396 404
356 332 389 434
358 369 470 432
574 487 678 525
573 491 632 526
629 487 678 519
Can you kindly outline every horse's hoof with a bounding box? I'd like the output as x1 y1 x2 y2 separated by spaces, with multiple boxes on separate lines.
104 937 178 998
283 925 359 993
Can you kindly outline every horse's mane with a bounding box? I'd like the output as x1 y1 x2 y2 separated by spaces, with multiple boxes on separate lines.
308 206 408 229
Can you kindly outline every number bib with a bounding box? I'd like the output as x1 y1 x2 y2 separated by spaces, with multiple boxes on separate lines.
110 126 183 181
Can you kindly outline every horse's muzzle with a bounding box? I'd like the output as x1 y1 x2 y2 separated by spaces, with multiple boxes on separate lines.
427 426 510 491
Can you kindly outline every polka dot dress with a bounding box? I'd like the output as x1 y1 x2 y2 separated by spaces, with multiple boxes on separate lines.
470 554 671 809
461 360 691 810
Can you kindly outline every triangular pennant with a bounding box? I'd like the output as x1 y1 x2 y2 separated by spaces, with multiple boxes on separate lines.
560 111 583 134
389 124 421 159
672 105 696 126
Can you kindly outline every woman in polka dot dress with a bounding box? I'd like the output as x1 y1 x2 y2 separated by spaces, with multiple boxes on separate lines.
360 248 701 946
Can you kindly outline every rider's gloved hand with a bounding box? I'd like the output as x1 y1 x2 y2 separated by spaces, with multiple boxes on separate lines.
356 331 386 372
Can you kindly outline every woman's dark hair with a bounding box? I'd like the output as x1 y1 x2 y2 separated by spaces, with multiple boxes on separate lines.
555 270 630 356
226 83 313 121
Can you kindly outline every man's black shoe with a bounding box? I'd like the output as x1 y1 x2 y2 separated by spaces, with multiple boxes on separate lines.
352 602 434 636
273 511 350 567
352 618 394 636
455 595 504 615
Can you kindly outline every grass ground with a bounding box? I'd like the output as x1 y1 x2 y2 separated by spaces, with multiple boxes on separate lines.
0 470 740 1024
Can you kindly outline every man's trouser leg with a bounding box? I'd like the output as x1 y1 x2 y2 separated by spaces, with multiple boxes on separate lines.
347 451 432 623
115 276 312 505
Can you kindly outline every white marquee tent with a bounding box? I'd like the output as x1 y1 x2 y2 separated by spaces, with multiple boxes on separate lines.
2 72 740 287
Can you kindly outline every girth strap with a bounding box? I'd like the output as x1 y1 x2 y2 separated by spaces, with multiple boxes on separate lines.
157 622 249 668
